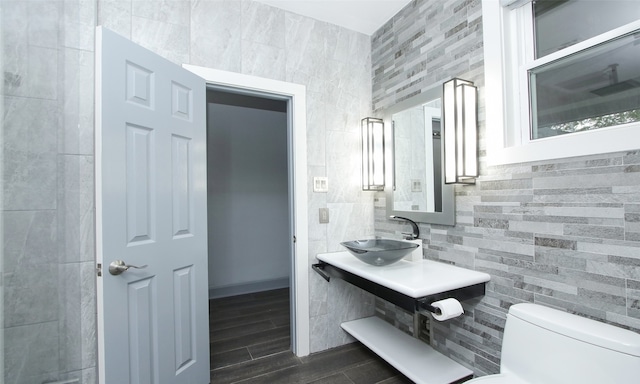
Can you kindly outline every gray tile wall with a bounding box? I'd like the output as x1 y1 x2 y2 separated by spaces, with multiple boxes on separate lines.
2 1 375 382
2 0 97 383
372 0 640 377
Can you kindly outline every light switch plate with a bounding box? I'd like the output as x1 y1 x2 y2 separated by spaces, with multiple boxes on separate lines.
411 179 422 192
313 177 328 193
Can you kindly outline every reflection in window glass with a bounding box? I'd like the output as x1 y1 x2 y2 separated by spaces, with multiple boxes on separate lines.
530 31 640 140
534 0 640 58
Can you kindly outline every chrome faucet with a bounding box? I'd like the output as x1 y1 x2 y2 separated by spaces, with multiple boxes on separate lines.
389 215 420 240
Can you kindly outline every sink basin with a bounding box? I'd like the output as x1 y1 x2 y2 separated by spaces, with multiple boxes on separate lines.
340 239 419 266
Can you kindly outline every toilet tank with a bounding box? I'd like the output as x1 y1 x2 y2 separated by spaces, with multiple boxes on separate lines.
500 303 640 384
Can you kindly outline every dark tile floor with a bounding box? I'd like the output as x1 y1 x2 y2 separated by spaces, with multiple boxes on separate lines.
209 288 412 383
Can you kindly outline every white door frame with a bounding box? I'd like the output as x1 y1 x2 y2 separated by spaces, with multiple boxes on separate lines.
184 65 310 357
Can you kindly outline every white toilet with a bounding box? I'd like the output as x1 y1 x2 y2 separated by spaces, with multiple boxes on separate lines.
466 303 640 383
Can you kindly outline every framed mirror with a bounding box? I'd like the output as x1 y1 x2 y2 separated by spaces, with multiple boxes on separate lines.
385 83 455 225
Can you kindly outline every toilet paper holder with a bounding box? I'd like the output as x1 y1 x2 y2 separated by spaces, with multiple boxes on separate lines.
418 297 465 321
417 300 442 316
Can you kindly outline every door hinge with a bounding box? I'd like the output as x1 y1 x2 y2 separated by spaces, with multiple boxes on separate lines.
96 263 102 277
293 235 297 243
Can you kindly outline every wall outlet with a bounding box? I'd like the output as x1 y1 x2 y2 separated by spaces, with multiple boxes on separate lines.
319 208 329 223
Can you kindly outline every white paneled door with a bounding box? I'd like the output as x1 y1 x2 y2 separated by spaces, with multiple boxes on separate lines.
95 27 209 384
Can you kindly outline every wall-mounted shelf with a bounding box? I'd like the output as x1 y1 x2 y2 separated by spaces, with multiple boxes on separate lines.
313 251 490 312
342 316 473 384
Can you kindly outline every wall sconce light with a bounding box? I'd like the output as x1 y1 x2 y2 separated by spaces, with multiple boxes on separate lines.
443 78 478 185
361 117 385 191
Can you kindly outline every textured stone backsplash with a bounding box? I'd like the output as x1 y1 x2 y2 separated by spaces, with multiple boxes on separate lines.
372 0 484 113
372 0 640 377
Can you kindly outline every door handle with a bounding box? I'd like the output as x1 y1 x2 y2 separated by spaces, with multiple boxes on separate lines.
108 260 148 276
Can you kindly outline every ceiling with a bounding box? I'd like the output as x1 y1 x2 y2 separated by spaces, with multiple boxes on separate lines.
254 0 412 35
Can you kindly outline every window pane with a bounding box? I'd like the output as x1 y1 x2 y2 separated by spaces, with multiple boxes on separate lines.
534 0 640 58
530 30 640 140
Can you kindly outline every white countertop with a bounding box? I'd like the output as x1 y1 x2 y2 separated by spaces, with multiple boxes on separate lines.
316 251 490 298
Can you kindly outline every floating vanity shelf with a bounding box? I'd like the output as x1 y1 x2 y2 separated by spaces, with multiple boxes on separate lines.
314 251 490 312
314 251 491 384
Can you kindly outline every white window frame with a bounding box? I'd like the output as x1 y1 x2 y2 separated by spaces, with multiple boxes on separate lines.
482 0 640 165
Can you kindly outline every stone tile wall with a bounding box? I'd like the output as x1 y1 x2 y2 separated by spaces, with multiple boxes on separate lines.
2 0 97 383
2 1 375 382
372 0 640 377
372 0 484 112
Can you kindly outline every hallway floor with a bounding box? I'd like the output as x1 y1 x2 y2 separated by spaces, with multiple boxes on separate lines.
209 288 412 383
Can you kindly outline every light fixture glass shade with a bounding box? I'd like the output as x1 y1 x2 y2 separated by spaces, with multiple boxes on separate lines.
443 78 478 184
361 117 385 191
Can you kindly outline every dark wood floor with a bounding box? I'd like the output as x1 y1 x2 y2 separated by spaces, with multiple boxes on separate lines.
209 288 412 383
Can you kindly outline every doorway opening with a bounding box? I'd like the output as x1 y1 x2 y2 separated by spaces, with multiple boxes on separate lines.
206 89 290 298
206 87 294 372
184 63 310 357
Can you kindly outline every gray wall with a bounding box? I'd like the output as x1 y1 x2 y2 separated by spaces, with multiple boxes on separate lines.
2 0 97 383
207 101 290 295
372 0 640 377
1 0 375 382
